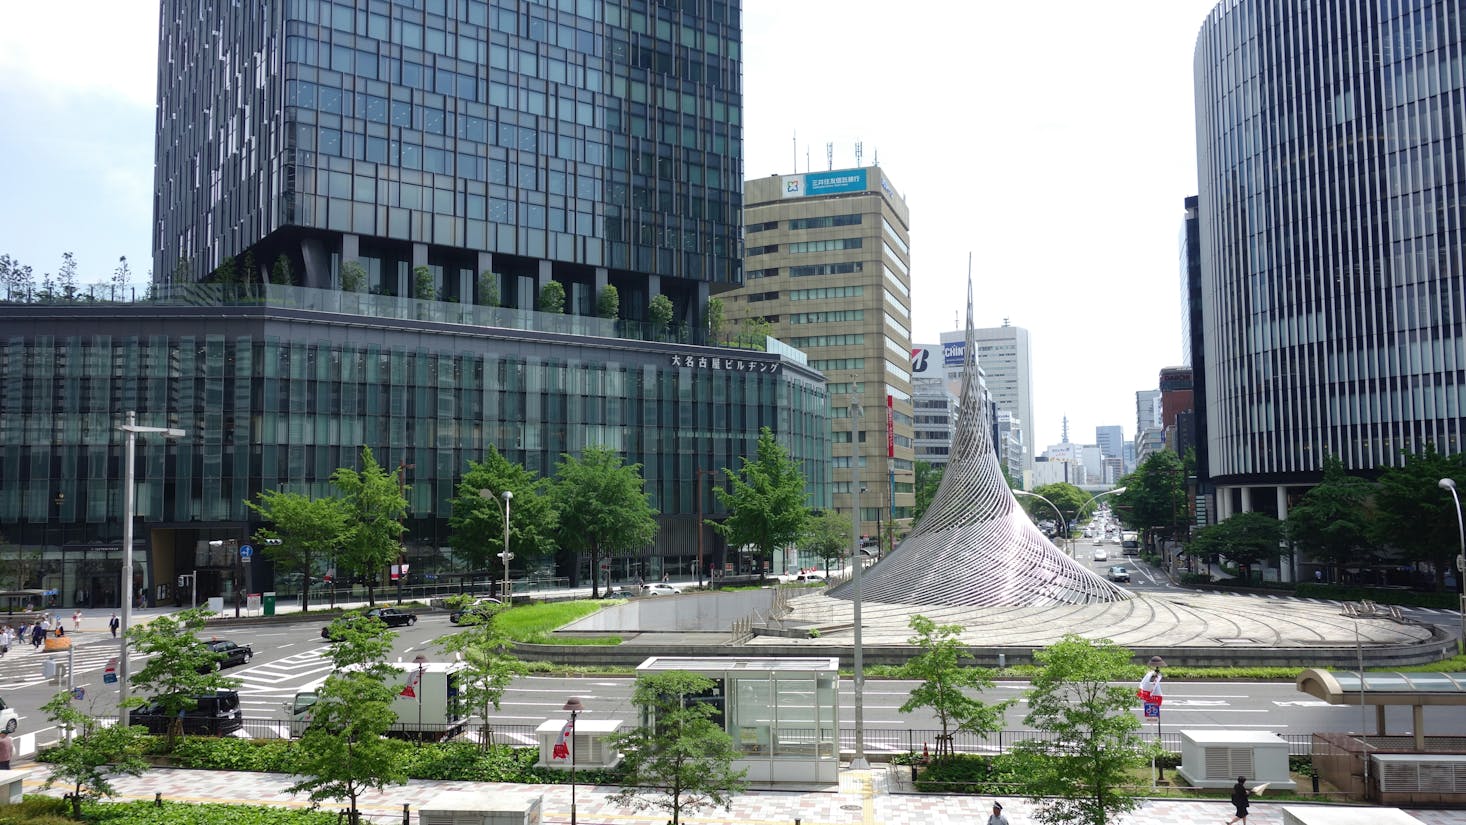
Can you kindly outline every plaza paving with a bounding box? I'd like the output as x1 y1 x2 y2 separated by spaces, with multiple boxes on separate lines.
10 762 1466 825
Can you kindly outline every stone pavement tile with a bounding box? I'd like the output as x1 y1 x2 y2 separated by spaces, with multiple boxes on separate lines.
17 766 1466 825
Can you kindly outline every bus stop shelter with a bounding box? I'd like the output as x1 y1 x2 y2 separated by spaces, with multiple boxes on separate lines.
1296 668 1466 750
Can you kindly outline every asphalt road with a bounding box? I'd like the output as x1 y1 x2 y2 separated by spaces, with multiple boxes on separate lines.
4 596 1463 750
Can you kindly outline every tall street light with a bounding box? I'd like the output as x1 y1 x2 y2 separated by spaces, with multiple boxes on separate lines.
847 391 869 770
562 696 584 825
117 411 186 726
479 489 514 600
1014 490 1069 555
1437 478 1466 656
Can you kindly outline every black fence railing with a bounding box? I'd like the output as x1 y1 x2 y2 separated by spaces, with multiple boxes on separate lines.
82 717 1314 757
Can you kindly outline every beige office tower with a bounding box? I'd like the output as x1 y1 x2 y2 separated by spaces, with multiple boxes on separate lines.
726 168 914 545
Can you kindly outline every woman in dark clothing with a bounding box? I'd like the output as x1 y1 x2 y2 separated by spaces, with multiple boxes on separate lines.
1225 776 1250 824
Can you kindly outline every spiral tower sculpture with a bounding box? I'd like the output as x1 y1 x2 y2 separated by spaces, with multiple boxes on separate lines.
828 280 1130 607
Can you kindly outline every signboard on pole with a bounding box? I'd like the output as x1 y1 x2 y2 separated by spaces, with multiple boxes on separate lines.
1144 702 1160 718
246 593 262 613
239 544 253 562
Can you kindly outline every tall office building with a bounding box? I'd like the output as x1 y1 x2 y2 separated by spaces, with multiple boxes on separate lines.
1196 0 1466 526
910 343 960 468
724 167 915 538
0 0 834 609
1095 425 1124 461
939 321 1034 479
1134 389 1163 463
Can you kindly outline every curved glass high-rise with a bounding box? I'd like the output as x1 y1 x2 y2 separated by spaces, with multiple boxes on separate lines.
1195 0 1466 523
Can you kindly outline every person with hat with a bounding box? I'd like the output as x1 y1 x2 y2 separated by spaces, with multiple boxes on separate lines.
988 801 1009 825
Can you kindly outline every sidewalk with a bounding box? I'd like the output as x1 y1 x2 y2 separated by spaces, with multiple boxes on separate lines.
12 763 1466 825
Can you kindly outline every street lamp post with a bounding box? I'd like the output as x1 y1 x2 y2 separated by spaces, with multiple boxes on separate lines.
1437 478 1466 656
117 411 186 726
562 696 584 825
848 392 869 770
1014 490 1070 554
478 489 514 600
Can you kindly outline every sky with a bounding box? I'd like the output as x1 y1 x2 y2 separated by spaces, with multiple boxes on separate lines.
0 0 1222 451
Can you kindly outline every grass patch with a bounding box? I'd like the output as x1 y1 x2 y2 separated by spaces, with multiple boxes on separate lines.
491 600 620 644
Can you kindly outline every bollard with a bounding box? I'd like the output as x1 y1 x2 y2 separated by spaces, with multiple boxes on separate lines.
403 803 411 825
997 653 1006 668
1312 773 1320 793
155 792 163 807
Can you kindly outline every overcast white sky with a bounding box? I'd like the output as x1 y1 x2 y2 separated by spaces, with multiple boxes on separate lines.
0 0 1221 450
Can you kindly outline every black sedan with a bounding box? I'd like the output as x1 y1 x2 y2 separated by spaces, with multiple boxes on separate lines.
200 639 252 671
322 606 419 639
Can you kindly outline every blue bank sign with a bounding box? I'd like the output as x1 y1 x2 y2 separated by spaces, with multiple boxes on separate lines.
782 169 868 199
943 341 967 366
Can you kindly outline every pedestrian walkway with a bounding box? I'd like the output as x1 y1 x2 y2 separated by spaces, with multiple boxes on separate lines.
11 763 1466 825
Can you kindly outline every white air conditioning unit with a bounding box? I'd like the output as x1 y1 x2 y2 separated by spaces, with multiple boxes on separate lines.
536 718 623 769
1372 754 1466 793
418 791 542 825
1177 730 1295 790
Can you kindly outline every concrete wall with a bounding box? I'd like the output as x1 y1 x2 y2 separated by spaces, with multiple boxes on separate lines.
562 589 776 633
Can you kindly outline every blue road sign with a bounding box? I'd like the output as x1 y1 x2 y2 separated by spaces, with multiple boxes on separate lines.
240 544 253 559
1143 702 1160 718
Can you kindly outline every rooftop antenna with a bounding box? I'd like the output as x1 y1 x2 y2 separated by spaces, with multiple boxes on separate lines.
874 149 879 167
855 140 864 168
826 142 833 171
1062 416 1070 444
805 146 810 172
792 130 797 174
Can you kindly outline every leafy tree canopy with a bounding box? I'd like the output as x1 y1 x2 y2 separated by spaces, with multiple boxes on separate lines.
1284 455 1378 572
1371 446 1466 589
330 446 408 604
800 509 850 576
448 446 559 594
1112 451 1187 540
713 427 809 565
553 446 658 596
898 615 1012 757
911 461 944 525
1029 483 1090 529
540 280 566 313
127 607 241 748
42 692 150 819
247 490 349 612
597 284 620 319
1185 511 1287 572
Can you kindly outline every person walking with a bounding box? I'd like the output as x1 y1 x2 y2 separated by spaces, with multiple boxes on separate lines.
1225 776 1251 825
31 621 45 649
72 609 82 632
109 612 120 638
987 802 1009 825
0 729 13 770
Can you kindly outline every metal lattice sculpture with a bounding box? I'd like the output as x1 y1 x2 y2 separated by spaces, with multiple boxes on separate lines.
828 278 1130 607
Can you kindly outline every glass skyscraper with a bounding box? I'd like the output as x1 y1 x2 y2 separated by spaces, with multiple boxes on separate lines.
0 0 833 609
1195 0 1465 521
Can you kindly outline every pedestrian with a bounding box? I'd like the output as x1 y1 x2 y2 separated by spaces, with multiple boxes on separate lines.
72 609 82 632
0 729 12 770
109 612 120 638
1225 776 1251 825
31 622 45 648
0 625 11 656
988 801 1009 825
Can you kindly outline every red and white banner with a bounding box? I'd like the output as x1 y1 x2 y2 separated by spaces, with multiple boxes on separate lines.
1136 670 1164 705
551 717 575 761
886 395 895 458
400 668 421 699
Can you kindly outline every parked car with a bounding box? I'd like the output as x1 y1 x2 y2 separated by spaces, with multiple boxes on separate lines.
448 597 501 625
199 639 252 671
0 696 17 733
639 583 681 596
1092 548 1109 562
602 586 636 598
130 690 243 736
1107 565 1131 583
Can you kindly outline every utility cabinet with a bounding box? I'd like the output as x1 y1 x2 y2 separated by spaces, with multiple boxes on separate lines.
417 791 542 825
1176 730 1296 790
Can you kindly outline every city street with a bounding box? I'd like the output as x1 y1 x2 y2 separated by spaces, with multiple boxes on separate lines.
4 591 1464 752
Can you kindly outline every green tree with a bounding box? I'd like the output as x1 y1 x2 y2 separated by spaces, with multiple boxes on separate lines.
57 251 81 300
212 255 238 287
1285 455 1378 579
436 615 527 751
340 260 367 292
740 316 772 344
1371 446 1466 590
1185 511 1286 580
801 509 850 576
448 446 559 596
110 255 132 301
539 280 566 313
898 616 1013 757
1012 635 1154 825
598 284 620 319
271 254 293 285
412 265 437 300
241 250 257 284
911 461 945 524
705 296 725 340
246 490 349 612
1030 482 1091 531
608 671 747 825
1112 451 1187 548
127 607 241 749
649 293 675 331
290 612 406 825
712 427 808 572
552 446 658 597
477 270 500 306
330 447 408 604
41 692 149 820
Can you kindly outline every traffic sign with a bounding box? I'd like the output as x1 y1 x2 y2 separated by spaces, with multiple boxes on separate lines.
1143 702 1160 718
240 544 253 561
103 658 118 684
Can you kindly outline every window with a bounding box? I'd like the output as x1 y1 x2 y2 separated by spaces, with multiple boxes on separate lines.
788 213 862 230
788 238 862 254
790 262 862 278
747 244 779 256
790 286 862 300
747 220 779 233
790 310 863 324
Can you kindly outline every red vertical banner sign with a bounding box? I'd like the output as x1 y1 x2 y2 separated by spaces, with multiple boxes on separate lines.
886 394 895 458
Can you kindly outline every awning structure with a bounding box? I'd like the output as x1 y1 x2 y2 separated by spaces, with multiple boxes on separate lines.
1296 668 1466 749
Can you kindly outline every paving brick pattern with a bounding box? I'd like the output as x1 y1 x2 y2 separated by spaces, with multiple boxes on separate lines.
13 764 1466 825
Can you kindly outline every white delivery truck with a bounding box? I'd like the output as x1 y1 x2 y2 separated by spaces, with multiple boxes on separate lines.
290 660 467 740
